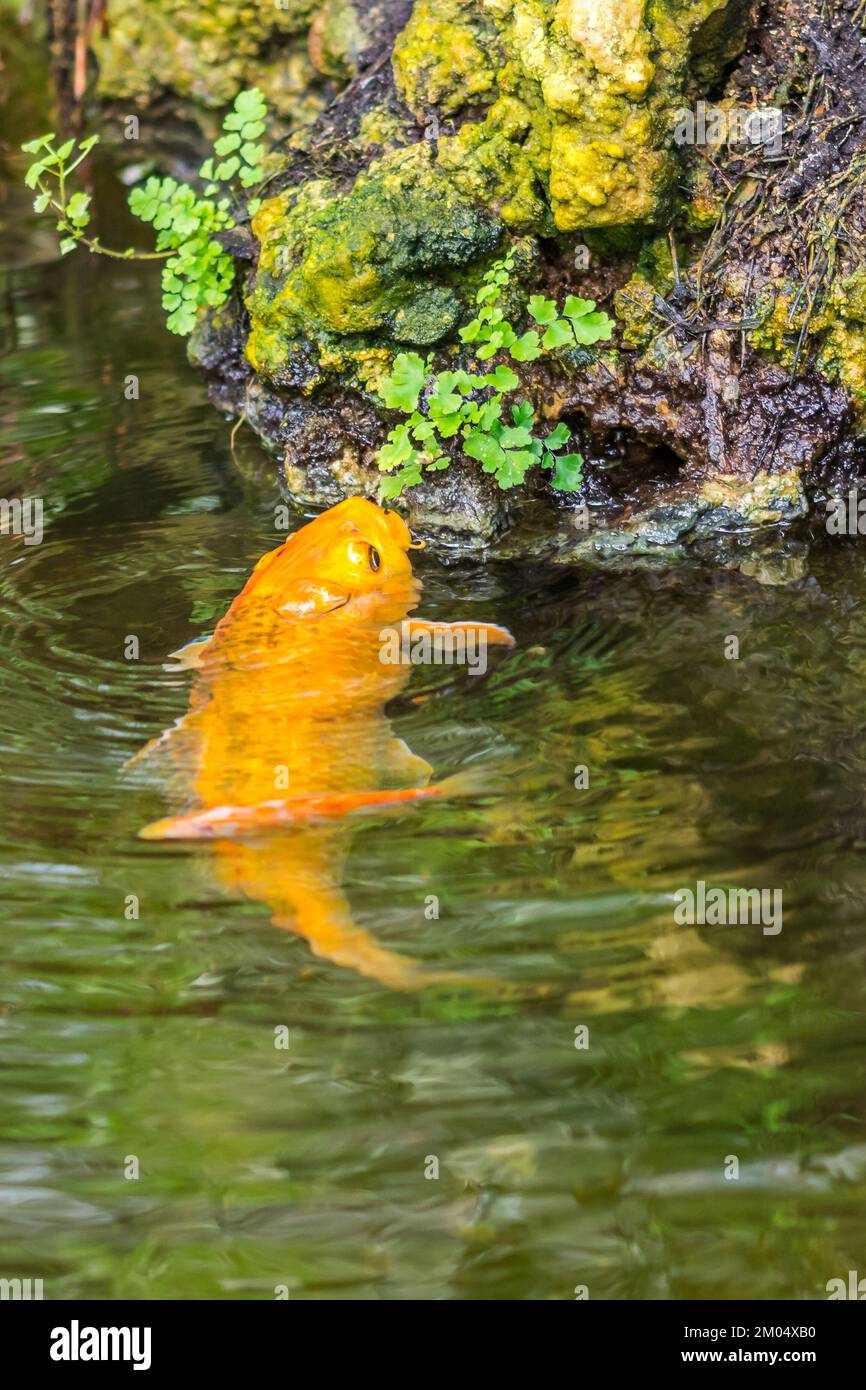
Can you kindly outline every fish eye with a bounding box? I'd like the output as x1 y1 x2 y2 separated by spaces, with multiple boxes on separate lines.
369 546 381 572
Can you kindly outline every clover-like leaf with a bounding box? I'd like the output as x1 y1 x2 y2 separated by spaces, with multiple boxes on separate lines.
377 423 416 472
563 295 596 318
482 364 519 392
551 451 585 491
22 133 55 154
570 311 614 344
380 465 423 498
499 426 533 448
545 422 571 450
527 294 557 325
510 331 542 362
378 352 427 413
542 319 574 350
493 449 536 489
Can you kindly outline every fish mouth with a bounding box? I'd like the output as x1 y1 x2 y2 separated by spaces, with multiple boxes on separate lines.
381 509 414 552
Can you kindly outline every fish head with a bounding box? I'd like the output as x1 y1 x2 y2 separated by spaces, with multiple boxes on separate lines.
240 497 421 632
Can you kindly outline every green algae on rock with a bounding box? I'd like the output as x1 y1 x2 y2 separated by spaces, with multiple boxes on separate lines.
92 0 322 117
246 143 504 385
392 0 752 232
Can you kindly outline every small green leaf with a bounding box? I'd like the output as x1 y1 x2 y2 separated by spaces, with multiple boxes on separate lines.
463 432 507 469
542 319 574 350
59 236 77 254
563 295 596 318
499 426 533 448
545 422 571 450
214 133 241 155
551 451 584 491
527 294 557 325
510 331 542 362
33 192 50 213
378 352 427 413
570 311 614 344
234 88 266 117
470 399 503 431
380 465 423 498
22 134 54 154
482 364 519 392
377 422 415 470
66 191 91 226
493 449 536 489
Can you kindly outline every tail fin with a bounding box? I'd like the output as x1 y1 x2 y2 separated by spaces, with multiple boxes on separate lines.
276 882 491 993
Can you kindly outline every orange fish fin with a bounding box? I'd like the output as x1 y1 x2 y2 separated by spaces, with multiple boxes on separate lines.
272 578 350 620
139 771 496 840
165 635 214 669
277 882 496 992
384 737 433 788
125 710 204 788
407 619 515 647
276 883 448 991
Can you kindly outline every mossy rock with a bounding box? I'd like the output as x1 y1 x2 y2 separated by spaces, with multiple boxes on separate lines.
391 0 752 233
92 0 322 116
246 144 504 384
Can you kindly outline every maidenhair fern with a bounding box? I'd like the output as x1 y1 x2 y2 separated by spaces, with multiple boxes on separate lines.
375 250 614 496
23 89 269 337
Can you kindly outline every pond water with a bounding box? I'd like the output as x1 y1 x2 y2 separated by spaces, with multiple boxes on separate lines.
2 50 866 1301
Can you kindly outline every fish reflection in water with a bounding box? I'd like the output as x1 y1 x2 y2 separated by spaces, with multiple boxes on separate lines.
136 498 514 989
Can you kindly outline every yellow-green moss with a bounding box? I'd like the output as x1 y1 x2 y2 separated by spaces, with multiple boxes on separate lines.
390 0 751 233
436 94 552 232
246 145 504 384
92 0 321 116
613 277 659 350
357 106 411 151
392 0 504 117
816 269 866 414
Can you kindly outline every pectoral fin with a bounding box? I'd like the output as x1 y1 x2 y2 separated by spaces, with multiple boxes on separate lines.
408 619 515 647
166 636 214 670
384 737 433 787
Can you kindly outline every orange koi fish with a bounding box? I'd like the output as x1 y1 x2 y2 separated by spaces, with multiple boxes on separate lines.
138 498 514 990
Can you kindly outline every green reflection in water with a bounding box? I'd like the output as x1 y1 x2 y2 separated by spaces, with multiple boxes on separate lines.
1 31 866 1302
